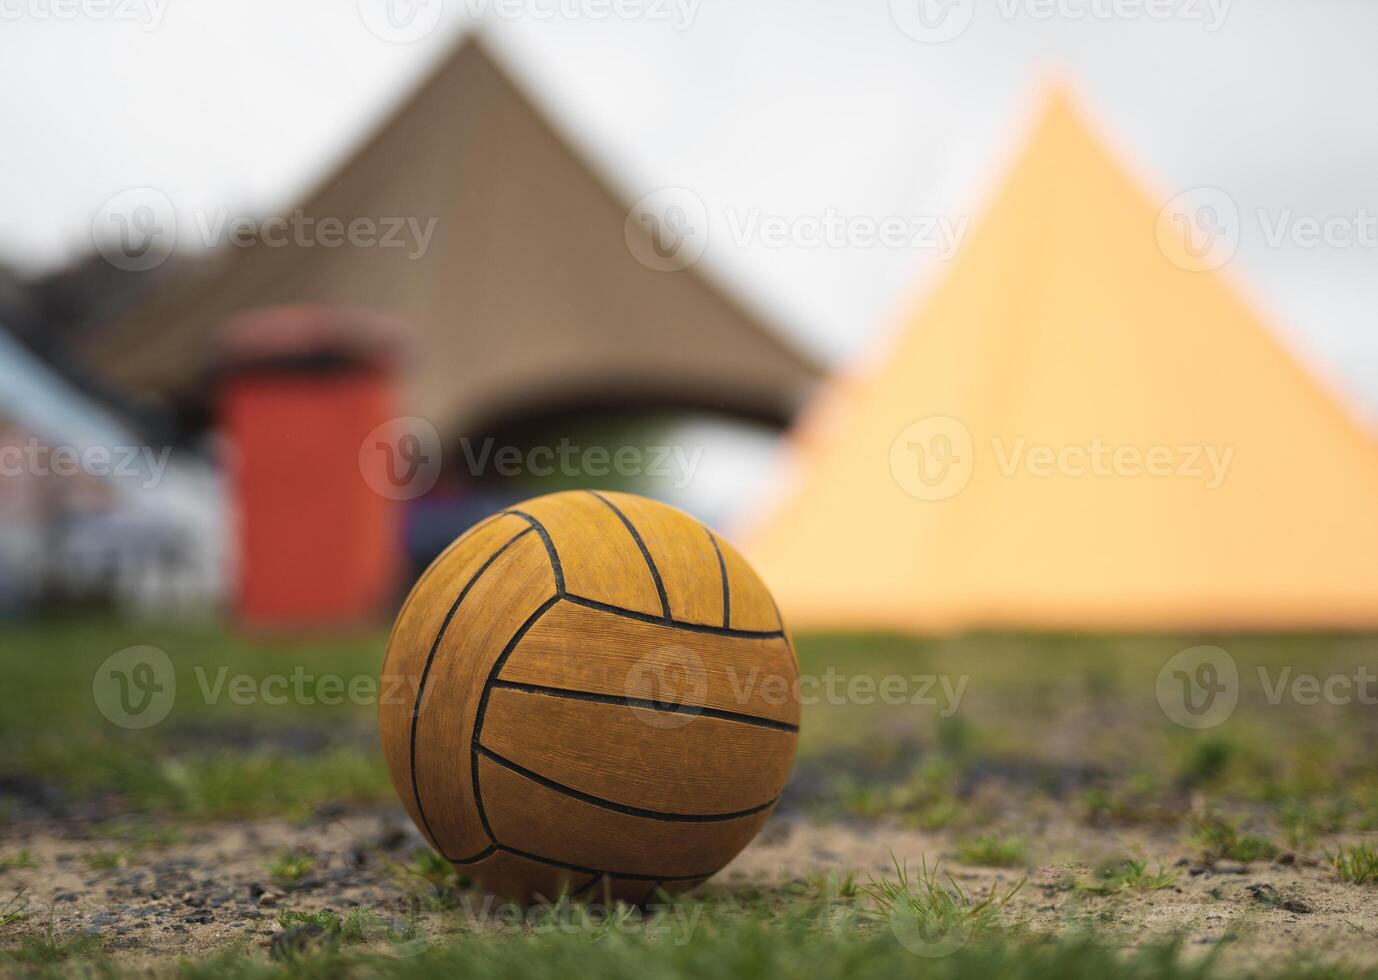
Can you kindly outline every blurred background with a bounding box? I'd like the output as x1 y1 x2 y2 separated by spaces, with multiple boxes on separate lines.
2 0 1377 628
6 3 1378 968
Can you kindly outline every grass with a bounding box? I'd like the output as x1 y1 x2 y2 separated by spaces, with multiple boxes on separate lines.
0 925 103 967
386 852 468 916
10 925 1377 980
1188 816 1280 864
0 891 27 929
1080 775 1180 827
1176 735 1239 789
6 619 1378 975
1331 843 1378 885
24 738 393 821
806 869 858 901
1 617 390 822
389 845 468 911
275 908 381 950
1278 800 1348 849
861 857 1024 951
78 826 178 874
831 758 972 829
0 851 37 871
1081 859 1178 895
268 851 317 889
84 849 131 871
139 896 1378 980
4 618 1378 831
956 835 1028 868
95 819 183 850
394 846 460 890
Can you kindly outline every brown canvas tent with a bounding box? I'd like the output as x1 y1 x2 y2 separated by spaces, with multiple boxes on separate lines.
78 38 818 436
740 90 1378 633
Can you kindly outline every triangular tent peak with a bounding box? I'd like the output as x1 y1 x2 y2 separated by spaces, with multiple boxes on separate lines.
740 89 1378 632
78 37 818 438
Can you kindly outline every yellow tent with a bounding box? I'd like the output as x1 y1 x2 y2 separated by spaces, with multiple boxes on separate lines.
740 90 1378 633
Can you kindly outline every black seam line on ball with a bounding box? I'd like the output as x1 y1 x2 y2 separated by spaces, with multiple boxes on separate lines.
488 679 800 733
493 844 714 882
475 744 779 822
470 594 564 843
408 525 535 850
561 594 784 639
705 530 731 629
587 490 671 618
503 509 565 593
446 844 496 865
765 591 785 633
570 873 602 899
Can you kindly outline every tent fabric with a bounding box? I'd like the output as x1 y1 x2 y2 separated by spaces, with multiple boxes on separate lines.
78 39 818 437
739 92 1378 633
0 324 226 612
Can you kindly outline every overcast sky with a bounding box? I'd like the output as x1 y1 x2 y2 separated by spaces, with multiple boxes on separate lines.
3 0 1377 421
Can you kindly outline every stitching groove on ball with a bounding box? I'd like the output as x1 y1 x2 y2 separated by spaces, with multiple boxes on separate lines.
504 509 565 590
474 744 780 822
407 524 535 849
561 594 783 638
570 873 602 898
587 490 672 618
488 678 798 732
468 595 565 840
706 530 731 628
493 843 715 882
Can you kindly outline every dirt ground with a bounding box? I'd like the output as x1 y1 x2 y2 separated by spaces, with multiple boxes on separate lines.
4 806 1376 969
739 819 1378 966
